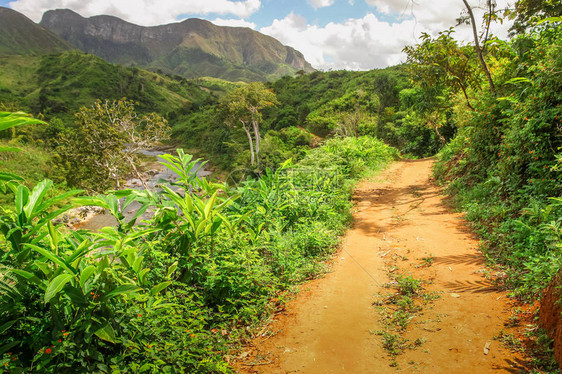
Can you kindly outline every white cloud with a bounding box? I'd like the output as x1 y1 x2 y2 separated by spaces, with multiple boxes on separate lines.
308 0 335 9
211 17 257 28
261 12 416 70
260 0 512 70
8 0 261 26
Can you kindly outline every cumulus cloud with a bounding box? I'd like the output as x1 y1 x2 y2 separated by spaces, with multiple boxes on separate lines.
307 0 335 9
261 12 417 70
8 0 261 25
211 18 257 29
261 0 512 70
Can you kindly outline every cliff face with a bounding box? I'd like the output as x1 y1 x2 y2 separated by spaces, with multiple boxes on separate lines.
40 9 315 81
0 7 73 55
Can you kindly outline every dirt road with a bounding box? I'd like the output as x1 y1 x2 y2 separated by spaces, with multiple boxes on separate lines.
235 159 526 373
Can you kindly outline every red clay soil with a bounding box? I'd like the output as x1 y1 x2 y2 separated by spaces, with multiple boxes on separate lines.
233 159 528 374
540 271 562 370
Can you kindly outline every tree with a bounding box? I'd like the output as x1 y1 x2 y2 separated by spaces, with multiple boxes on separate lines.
460 0 497 95
404 29 481 109
219 82 278 167
508 0 562 34
56 99 169 192
333 89 378 138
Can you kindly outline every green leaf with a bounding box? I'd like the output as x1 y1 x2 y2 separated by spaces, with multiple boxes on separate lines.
0 172 24 183
0 341 18 356
47 221 59 253
63 285 89 307
37 189 83 214
94 324 117 344
0 111 47 132
0 320 17 335
80 265 96 289
27 244 76 275
166 261 178 279
204 190 218 219
15 185 29 217
150 281 172 296
132 256 144 274
45 273 74 304
139 268 150 285
102 285 142 301
24 179 53 220
0 146 21 153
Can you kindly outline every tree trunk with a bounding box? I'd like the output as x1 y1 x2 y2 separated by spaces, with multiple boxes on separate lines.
242 123 255 166
252 120 260 163
460 83 474 110
462 0 496 95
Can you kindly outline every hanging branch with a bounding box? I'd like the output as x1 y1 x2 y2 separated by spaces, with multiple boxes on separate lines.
462 0 497 95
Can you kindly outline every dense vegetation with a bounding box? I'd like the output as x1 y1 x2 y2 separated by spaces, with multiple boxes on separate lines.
0 0 561 371
0 129 397 372
428 20 562 298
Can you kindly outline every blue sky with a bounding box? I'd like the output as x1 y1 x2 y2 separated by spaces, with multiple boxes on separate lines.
0 0 512 70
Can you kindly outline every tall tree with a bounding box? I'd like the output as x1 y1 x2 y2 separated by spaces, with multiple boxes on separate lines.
219 82 278 167
56 99 169 192
404 29 481 109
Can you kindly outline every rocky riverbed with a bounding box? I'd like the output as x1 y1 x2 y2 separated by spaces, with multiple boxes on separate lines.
64 148 211 231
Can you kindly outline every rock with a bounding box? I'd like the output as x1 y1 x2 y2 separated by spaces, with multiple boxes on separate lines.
539 270 562 371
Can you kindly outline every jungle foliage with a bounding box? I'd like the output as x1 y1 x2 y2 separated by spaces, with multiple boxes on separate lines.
428 18 562 297
0 131 397 372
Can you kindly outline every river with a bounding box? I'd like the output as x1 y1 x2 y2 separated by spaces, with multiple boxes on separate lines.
75 149 211 231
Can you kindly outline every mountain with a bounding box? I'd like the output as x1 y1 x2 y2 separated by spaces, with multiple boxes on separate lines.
40 9 315 82
0 7 73 55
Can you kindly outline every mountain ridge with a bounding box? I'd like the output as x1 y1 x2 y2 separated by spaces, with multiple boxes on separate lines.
0 6 73 55
39 9 315 82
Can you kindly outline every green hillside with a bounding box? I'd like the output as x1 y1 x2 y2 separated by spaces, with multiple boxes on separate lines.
0 6 72 55
0 51 216 118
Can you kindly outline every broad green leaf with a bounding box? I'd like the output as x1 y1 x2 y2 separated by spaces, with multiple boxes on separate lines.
150 281 172 296
0 147 21 152
94 324 117 344
166 261 178 279
24 179 53 219
45 273 74 304
0 320 17 335
0 172 24 183
15 185 29 216
79 265 96 289
139 268 150 285
27 244 76 275
37 189 83 214
102 284 142 301
0 111 47 132
47 221 59 253
0 341 18 356
73 196 110 210
195 218 208 238
133 256 144 273
204 190 218 219
63 285 89 307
